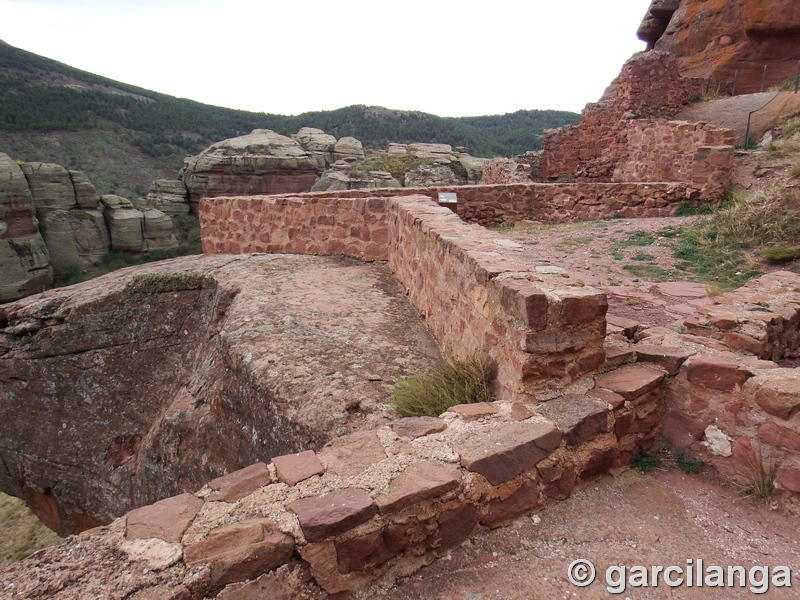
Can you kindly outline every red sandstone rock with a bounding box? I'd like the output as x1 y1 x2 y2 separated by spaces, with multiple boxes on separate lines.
334 527 408 574
577 444 619 481
454 421 562 486
745 370 800 420
480 479 540 528
758 421 800 453
594 364 666 401
654 0 800 93
376 462 462 515
499 279 548 330
390 416 447 439
660 410 707 449
587 388 627 410
288 489 376 542
604 344 636 368
271 451 325 486
634 344 694 375
655 281 708 298
535 395 609 447
208 463 271 503
606 314 641 339
446 402 499 421
777 467 800 494
426 504 480 551
183 518 295 591
684 356 753 392
317 431 388 478
126 493 204 543
299 541 364 594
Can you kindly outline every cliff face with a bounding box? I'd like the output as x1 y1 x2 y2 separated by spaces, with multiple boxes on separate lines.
638 0 800 94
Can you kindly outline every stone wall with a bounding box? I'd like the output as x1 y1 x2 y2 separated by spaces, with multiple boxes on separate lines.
200 194 608 398
249 180 719 228
539 51 732 191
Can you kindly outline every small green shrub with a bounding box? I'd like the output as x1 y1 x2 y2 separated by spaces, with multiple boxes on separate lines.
674 448 703 474
392 357 494 417
631 252 654 261
741 445 777 500
760 245 800 264
52 263 85 287
632 447 661 472
674 201 714 216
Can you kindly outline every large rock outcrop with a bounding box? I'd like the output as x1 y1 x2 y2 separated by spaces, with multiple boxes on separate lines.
639 0 800 93
0 254 441 535
140 179 190 217
179 130 322 208
0 154 52 302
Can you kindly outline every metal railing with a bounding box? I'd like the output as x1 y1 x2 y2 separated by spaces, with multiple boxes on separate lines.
731 60 800 96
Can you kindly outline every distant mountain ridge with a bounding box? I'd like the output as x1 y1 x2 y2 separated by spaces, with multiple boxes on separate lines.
0 41 578 196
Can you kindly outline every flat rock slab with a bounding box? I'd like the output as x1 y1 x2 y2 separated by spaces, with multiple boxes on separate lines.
745 369 800 420
271 451 325 486
183 518 294 591
208 463 271 503
535 395 609 446
318 431 388 478
376 461 462 514
390 416 447 439
655 281 708 298
594 364 666 401
633 344 694 375
446 402 499 421
126 493 204 543
685 356 753 392
453 421 562 486
288 489 376 542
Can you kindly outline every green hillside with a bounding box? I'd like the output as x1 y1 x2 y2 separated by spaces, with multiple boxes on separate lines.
0 40 578 196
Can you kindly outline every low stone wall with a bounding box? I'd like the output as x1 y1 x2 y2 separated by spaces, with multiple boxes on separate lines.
251 180 718 228
201 194 608 397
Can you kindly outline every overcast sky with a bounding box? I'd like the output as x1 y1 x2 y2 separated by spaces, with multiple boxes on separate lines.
0 0 649 117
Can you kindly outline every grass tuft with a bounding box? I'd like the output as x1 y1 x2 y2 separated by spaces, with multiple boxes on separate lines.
392 357 494 417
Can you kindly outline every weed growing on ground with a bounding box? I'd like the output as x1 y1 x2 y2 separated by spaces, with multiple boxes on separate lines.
760 245 800 264
392 357 494 417
632 445 704 475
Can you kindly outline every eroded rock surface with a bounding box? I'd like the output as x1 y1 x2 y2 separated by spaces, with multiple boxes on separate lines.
180 130 321 208
0 254 441 535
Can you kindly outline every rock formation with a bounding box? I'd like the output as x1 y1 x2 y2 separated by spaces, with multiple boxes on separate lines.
311 158 402 192
0 154 52 302
638 0 800 93
291 127 365 169
179 130 322 209
140 179 190 217
0 254 441 534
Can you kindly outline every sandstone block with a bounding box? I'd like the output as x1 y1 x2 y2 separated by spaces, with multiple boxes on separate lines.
390 416 447 439
20 161 76 215
777 467 800 494
758 421 800 453
660 410 707 449
535 394 609 446
208 462 271 502
69 170 101 209
376 461 461 515
587 387 626 409
426 504 479 550
594 364 665 401
634 344 694 375
183 518 295 591
745 370 800 420
288 489 376 542
499 279 548 330
126 492 204 542
480 479 540 528
317 431 387 477
560 290 608 324
101 194 146 252
446 402 498 421
684 356 753 392
271 451 325 486
454 421 562 485
335 528 404 574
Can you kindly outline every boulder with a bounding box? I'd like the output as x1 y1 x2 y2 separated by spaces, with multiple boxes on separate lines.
142 208 178 251
292 127 337 169
180 129 320 204
142 180 190 217
311 163 401 192
0 153 53 301
404 163 467 187
69 170 101 210
20 162 76 215
332 137 365 162
101 194 145 252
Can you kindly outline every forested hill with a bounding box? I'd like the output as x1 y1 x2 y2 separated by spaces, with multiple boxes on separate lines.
0 41 579 196
0 41 577 158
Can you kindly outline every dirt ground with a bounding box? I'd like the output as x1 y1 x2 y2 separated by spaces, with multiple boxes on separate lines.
377 467 800 600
